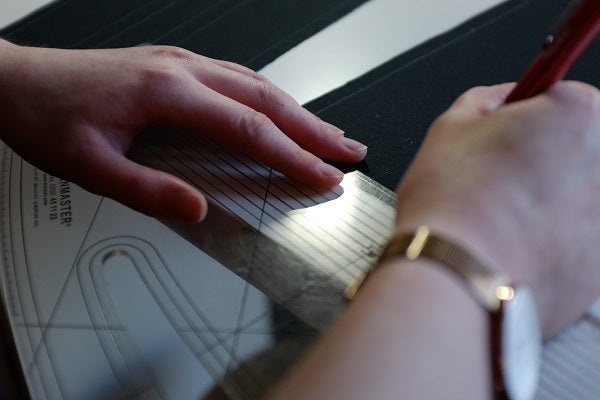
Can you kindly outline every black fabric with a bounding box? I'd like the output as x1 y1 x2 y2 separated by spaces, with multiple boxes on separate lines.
306 0 590 191
2 0 591 191
0 0 368 70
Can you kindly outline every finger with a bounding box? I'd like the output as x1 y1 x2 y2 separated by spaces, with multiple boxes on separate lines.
546 80 600 108
209 58 271 82
500 80 600 146
451 83 517 114
191 61 368 163
75 146 207 223
155 81 346 187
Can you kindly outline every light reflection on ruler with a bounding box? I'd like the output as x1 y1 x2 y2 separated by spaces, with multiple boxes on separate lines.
130 128 396 329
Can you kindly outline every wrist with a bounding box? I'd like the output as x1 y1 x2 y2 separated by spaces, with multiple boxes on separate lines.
393 207 569 336
393 198 542 297
357 226 542 399
359 256 492 399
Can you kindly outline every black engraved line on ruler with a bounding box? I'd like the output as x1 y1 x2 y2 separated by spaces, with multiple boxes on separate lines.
143 136 378 301
224 169 274 395
143 135 371 287
144 136 364 286
137 144 288 392
140 140 351 326
311 0 532 117
168 136 271 213
270 175 392 239
171 135 376 266
139 141 263 226
189 134 389 252
26 197 105 397
144 133 384 292
165 132 379 271
178 134 273 193
146 139 357 278
143 138 271 393
192 134 325 198
215 189 387 329
214 170 387 279
267 177 390 246
142 138 327 263
187 134 392 245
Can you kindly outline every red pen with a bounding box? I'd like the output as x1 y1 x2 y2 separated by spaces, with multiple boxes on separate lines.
506 0 600 103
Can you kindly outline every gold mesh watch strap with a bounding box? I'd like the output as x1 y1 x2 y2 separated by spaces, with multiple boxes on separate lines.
345 226 511 311
344 225 525 400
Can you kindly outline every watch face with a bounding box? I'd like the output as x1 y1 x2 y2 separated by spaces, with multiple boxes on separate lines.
501 285 542 400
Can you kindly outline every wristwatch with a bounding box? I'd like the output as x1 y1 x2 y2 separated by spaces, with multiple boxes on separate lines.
345 226 542 400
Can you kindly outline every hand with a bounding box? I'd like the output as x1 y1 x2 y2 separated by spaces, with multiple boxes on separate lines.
394 81 600 335
269 83 600 400
0 41 367 222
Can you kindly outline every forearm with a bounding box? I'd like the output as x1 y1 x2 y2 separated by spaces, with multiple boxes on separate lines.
268 257 490 399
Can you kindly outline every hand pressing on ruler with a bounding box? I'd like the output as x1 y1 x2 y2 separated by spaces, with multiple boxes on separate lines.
0 39 367 222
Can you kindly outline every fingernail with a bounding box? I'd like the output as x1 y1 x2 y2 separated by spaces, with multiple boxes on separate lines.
167 190 207 223
342 137 368 154
319 162 344 180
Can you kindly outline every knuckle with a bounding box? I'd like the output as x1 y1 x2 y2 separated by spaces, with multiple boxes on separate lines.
151 45 195 64
227 61 266 79
256 80 290 109
238 111 273 147
248 69 271 84
141 65 186 93
139 46 195 92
